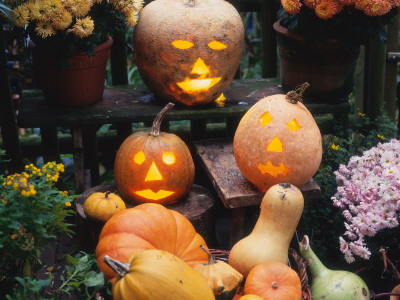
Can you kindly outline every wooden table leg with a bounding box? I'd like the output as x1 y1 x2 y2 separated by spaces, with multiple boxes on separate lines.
230 207 246 248
40 126 60 163
71 127 85 194
82 126 100 187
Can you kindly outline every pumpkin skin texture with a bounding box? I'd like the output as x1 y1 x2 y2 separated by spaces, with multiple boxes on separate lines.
229 183 304 277
104 250 215 300
233 91 322 192
244 262 302 300
96 203 209 281
114 103 195 205
133 0 244 106
239 295 264 300
193 245 243 300
83 191 126 223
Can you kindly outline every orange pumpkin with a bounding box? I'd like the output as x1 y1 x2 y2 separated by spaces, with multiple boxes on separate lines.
244 262 302 300
233 84 322 192
133 0 244 106
114 103 195 205
95 203 209 281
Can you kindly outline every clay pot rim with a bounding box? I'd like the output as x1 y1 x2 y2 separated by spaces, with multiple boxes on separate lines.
73 36 113 58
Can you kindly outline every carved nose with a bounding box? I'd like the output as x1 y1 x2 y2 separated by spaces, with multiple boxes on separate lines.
145 162 163 182
191 58 210 77
267 137 283 152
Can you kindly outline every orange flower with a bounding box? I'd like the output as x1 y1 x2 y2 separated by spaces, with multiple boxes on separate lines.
315 0 342 19
362 0 392 15
304 0 318 9
281 0 302 14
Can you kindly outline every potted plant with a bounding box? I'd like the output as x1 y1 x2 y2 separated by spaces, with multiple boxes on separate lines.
5 0 143 107
274 0 399 103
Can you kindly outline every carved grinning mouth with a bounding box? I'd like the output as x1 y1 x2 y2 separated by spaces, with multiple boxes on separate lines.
257 160 291 177
135 189 175 201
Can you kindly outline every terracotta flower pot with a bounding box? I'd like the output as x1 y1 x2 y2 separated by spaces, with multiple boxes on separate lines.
33 37 113 107
273 19 361 104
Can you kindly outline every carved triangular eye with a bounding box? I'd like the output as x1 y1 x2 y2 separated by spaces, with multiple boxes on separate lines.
172 40 194 49
259 111 272 126
207 41 227 50
287 119 301 131
162 152 175 165
134 151 145 165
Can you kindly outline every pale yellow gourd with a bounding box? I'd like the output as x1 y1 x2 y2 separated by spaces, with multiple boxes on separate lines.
228 183 304 277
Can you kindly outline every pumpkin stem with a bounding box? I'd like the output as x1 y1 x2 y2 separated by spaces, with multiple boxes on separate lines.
103 255 130 277
185 0 196 7
151 102 175 136
200 245 215 265
104 191 111 199
271 281 279 289
286 82 310 104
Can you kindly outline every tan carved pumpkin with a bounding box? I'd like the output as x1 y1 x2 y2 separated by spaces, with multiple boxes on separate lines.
114 103 195 205
133 0 244 106
233 84 322 192
96 203 209 282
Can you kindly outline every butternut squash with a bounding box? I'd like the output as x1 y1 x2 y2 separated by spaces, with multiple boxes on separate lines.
228 183 304 277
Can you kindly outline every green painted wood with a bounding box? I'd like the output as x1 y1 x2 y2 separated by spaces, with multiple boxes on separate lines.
18 78 350 129
0 26 23 172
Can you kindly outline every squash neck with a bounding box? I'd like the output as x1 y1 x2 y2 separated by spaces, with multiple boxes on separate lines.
299 235 329 279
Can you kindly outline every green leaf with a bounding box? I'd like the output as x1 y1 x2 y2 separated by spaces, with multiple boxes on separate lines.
83 271 105 287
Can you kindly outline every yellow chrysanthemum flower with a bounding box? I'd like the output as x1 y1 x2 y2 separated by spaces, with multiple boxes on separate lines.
52 9 73 30
125 11 138 27
42 0 63 18
68 17 94 38
12 5 30 27
67 0 92 17
35 21 56 38
331 143 339 150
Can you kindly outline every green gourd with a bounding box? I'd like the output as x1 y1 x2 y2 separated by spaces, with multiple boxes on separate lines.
299 235 370 300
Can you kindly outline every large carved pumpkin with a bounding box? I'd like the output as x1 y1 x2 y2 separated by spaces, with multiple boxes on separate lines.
114 103 195 205
233 85 322 192
133 0 244 106
96 203 209 281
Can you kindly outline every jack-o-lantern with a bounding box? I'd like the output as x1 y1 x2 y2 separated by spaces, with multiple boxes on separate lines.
233 84 322 192
132 0 244 106
114 103 195 205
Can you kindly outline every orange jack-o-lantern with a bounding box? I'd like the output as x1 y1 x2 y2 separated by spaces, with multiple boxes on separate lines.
233 84 322 192
132 0 244 106
114 103 195 205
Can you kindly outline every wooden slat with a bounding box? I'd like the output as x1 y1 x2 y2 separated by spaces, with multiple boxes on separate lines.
18 78 350 129
193 138 321 209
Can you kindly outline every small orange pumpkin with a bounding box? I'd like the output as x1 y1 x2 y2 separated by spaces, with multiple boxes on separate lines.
114 103 195 205
83 191 126 223
244 261 302 300
234 83 322 192
239 295 264 300
96 203 209 281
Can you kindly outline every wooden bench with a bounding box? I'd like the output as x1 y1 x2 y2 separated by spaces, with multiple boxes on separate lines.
192 138 321 247
17 78 350 194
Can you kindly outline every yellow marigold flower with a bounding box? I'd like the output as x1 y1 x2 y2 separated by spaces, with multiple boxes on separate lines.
2 199 7 205
11 234 17 240
315 0 342 19
30 189 37 196
331 143 339 150
35 21 56 38
125 11 138 27
359 133 365 137
65 201 72 207
377 134 385 139
68 17 94 38
52 9 73 30
12 5 30 27
21 190 27 196
281 0 302 14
